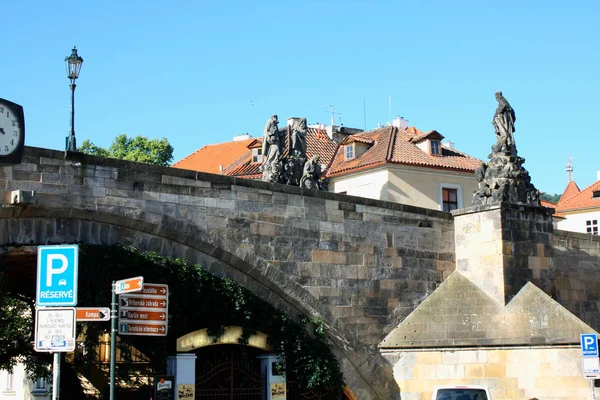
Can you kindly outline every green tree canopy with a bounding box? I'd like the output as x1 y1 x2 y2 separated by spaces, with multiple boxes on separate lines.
540 193 561 203
80 134 174 166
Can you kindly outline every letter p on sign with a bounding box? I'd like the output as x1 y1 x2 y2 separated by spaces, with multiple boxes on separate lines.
581 333 599 357
46 254 68 286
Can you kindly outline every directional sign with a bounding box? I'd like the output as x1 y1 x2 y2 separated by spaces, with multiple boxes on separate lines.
581 333 599 357
118 322 167 336
115 276 144 294
76 307 110 321
119 308 167 322
35 307 76 352
119 294 168 309
36 245 79 306
140 283 168 296
119 283 168 337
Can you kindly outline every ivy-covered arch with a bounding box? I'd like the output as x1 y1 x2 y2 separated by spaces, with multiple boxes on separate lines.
0 205 391 399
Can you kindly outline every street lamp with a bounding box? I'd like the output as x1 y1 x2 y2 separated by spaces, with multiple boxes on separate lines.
65 46 83 152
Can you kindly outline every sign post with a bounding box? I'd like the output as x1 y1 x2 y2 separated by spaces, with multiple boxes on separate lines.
110 277 144 400
580 333 599 400
36 244 79 400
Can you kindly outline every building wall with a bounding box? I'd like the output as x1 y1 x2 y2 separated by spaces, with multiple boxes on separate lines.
330 165 478 211
556 208 600 234
383 347 594 400
387 166 477 211
330 168 390 200
0 366 49 400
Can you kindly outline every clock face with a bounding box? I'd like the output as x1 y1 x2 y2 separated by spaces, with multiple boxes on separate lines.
0 103 22 156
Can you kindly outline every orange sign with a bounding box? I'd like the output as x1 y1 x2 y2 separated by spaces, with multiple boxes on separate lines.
115 276 144 294
141 283 168 296
76 307 110 321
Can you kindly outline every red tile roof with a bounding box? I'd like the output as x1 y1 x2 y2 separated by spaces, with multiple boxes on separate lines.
222 127 339 179
540 200 565 219
327 126 481 177
172 138 257 173
556 180 600 212
557 181 581 205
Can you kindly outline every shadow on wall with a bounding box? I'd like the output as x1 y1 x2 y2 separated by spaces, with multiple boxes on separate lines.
552 231 600 332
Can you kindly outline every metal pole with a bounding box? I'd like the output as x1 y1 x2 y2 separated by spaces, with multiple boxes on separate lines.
592 378 596 400
68 83 77 151
110 281 117 400
52 352 60 400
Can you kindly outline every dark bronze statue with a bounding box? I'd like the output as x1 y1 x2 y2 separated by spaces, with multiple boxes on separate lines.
471 92 540 207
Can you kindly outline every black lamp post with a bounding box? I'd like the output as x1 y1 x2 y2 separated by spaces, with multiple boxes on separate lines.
65 46 83 152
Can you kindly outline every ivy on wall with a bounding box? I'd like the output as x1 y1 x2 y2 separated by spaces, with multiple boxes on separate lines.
77 244 344 397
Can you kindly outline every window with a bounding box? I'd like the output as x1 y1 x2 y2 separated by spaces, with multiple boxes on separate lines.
32 377 47 394
431 140 440 155
586 220 598 235
344 144 355 160
593 190 600 199
442 188 459 212
252 148 262 163
6 373 14 391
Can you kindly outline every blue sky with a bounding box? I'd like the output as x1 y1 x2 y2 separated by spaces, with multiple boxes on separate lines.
3 1 599 196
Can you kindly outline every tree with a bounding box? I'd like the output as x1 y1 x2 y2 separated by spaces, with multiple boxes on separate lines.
540 193 561 203
80 134 174 166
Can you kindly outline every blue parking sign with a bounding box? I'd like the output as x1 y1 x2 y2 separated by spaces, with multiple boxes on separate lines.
581 333 598 357
36 245 79 306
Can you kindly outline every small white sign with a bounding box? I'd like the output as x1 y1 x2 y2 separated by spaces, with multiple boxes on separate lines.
34 307 76 352
582 357 600 379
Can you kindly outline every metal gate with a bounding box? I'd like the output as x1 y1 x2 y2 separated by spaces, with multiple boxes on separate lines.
195 345 263 399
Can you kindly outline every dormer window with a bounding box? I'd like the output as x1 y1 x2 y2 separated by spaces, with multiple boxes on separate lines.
593 190 600 199
345 144 355 160
431 140 440 155
252 148 263 163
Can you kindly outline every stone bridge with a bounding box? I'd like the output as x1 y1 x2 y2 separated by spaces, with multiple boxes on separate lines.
0 147 457 399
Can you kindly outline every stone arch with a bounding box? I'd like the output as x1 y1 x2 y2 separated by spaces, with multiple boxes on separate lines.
177 327 272 352
0 204 396 399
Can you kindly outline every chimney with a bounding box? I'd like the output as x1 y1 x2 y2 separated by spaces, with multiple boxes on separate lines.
392 116 409 130
377 122 381 128
442 140 455 150
597 171 600 181
287 117 302 127
233 133 252 141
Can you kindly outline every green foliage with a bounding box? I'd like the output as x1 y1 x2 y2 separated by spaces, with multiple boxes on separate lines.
0 270 51 379
540 192 561 203
75 245 344 397
79 134 174 166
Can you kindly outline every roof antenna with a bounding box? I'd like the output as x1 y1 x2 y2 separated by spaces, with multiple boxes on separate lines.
326 105 342 126
388 95 392 125
566 153 573 182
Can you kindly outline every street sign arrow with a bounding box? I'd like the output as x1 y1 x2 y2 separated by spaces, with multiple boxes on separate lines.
115 276 144 294
118 322 168 337
76 307 111 321
141 283 168 296
119 308 167 322
119 294 168 309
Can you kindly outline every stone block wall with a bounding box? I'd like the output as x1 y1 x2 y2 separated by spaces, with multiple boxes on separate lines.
0 147 457 348
383 347 594 400
454 203 554 305
553 229 600 330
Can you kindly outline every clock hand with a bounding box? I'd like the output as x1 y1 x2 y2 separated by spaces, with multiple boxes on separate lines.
0 127 5 134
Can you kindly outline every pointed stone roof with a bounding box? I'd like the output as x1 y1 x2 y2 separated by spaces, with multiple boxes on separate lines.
558 180 581 205
379 271 597 349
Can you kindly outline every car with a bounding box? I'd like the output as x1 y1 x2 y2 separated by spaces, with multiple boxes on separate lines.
432 385 490 400
58 279 67 286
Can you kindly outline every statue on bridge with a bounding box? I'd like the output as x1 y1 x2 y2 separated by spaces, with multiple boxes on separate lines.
471 92 540 207
261 115 283 182
260 115 328 191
